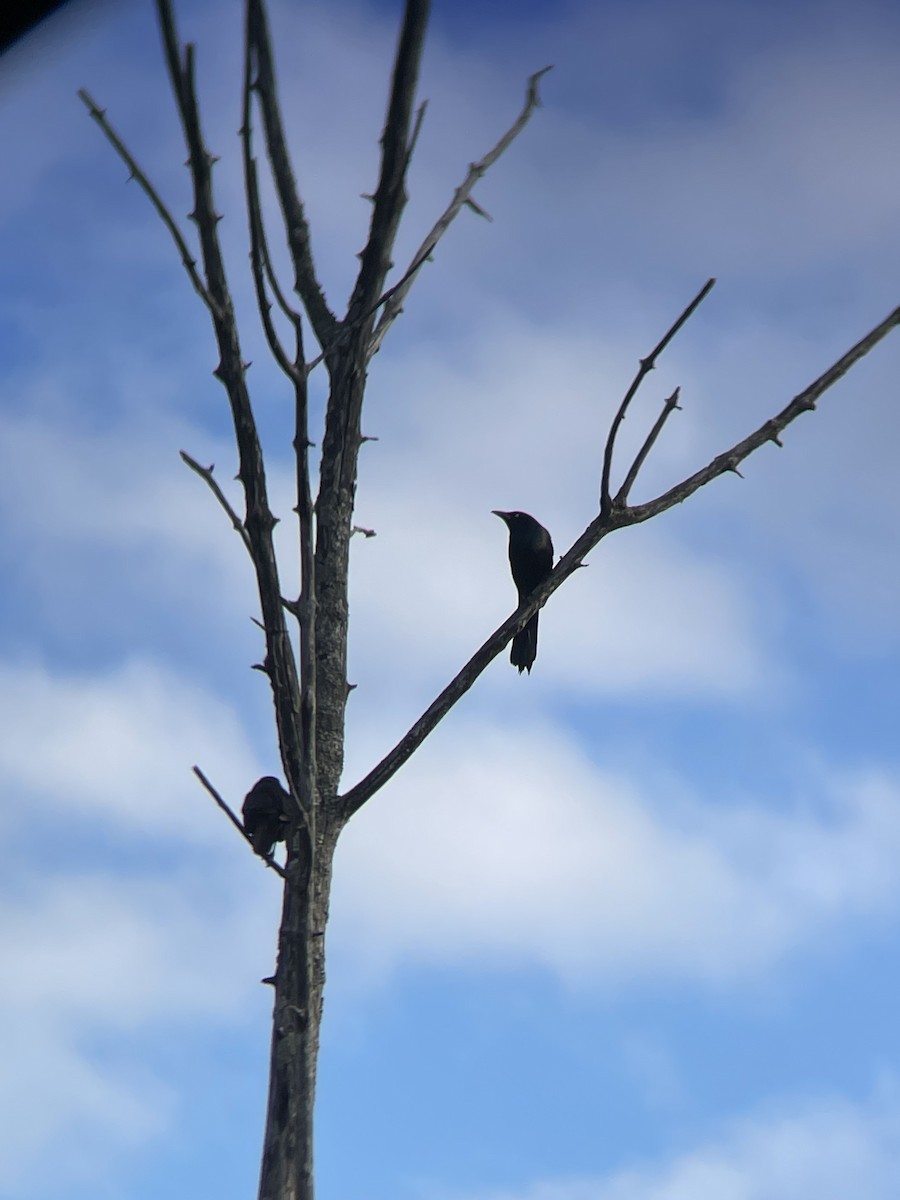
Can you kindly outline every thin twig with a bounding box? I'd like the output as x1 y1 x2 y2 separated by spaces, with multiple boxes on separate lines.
405 99 428 171
247 0 338 351
617 387 682 503
241 16 305 337
366 64 553 360
346 0 430 339
241 29 302 385
193 765 287 878
257 196 303 327
600 278 714 514
77 89 217 316
180 450 254 554
246 157 302 381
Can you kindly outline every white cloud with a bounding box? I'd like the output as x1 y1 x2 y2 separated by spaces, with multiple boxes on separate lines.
332 720 900 986
0 658 262 842
0 647 286 1196
0 871 279 1197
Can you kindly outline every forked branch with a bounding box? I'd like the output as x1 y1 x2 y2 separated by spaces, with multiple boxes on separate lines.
367 64 553 361
600 277 715 513
629 299 900 523
339 296 900 820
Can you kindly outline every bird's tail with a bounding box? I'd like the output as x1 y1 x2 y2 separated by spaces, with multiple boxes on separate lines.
510 612 539 674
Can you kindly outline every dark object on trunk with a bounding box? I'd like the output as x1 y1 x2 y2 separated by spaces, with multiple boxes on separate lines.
493 510 554 673
242 775 290 857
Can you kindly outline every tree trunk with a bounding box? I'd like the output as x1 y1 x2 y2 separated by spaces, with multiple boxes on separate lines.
258 820 338 1200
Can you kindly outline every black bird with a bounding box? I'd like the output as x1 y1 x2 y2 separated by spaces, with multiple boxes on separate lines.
493 510 554 673
242 776 290 858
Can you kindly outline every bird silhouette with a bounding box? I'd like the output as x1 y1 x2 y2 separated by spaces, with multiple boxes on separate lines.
242 776 290 857
493 510 554 673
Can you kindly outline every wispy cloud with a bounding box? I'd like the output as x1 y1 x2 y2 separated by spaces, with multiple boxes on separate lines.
333 720 900 986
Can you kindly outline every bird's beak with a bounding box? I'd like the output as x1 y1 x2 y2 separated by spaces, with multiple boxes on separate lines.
492 510 510 522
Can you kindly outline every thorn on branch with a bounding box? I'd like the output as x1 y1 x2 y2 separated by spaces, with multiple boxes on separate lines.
360 434 379 444
346 682 358 695
465 197 493 221
351 525 377 538
251 616 266 631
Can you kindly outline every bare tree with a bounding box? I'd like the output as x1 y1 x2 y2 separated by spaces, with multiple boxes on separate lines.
78 0 900 1197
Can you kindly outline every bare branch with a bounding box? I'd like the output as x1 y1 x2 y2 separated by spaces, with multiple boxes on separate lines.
617 387 682 503
292 321 319 819
240 29 303 385
349 0 430 327
192 765 286 878
306 66 550 374
338 523 605 820
180 450 254 552
246 0 338 351
601 278 714 513
628 299 900 524
77 89 217 316
156 0 188 120
155 0 306 801
367 64 553 359
245 156 303 382
339 298 900 819
405 99 428 171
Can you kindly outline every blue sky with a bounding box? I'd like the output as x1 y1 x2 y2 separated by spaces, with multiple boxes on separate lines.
2 0 900 1197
